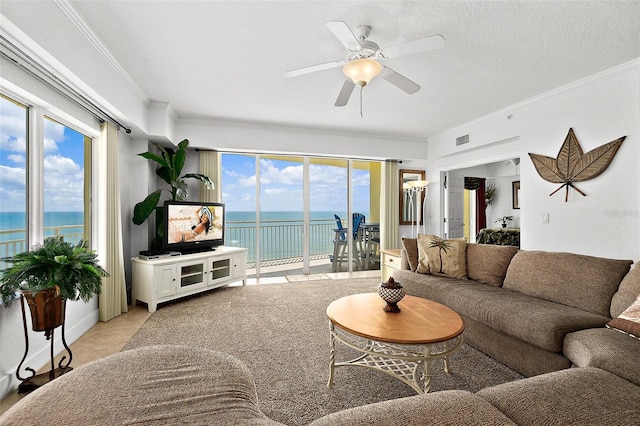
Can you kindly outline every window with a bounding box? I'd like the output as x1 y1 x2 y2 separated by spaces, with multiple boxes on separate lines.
0 95 28 259
43 116 91 244
0 94 92 266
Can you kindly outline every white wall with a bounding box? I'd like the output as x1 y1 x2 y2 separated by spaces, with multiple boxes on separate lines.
425 60 640 261
176 117 427 161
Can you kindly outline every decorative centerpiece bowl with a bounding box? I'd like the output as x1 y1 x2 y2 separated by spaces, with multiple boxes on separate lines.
378 277 405 313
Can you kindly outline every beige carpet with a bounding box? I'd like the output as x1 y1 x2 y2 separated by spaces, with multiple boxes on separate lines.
124 278 523 425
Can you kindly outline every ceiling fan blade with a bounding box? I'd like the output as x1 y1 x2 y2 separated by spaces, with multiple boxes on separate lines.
382 34 445 58
284 60 344 78
380 65 421 94
326 21 362 51
334 79 355 107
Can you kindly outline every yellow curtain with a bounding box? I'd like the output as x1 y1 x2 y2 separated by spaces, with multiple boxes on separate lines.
198 150 221 202
380 160 399 250
98 122 128 322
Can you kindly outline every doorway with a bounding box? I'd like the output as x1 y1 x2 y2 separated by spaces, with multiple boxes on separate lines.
442 159 520 241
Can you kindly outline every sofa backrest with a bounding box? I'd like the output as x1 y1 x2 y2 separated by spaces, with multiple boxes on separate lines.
503 251 633 317
466 243 519 287
610 263 640 318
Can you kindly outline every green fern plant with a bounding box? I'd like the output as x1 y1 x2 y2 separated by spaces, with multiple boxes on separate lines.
0 236 109 307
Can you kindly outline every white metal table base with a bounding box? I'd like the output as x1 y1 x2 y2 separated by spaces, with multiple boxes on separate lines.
327 323 464 394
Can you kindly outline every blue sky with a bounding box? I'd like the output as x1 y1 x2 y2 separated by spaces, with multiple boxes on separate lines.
221 153 371 213
0 96 85 213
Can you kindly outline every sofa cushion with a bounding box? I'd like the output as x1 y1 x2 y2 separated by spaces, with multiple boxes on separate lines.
401 237 419 272
503 250 632 316
611 264 640 317
477 367 640 426
416 234 467 279
564 327 640 386
0 345 283 425
395 270 609 352
607 294 640 338
466 243 518 287
308 390 516 426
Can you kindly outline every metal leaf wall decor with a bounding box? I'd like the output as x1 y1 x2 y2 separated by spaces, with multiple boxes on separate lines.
529 128 625 202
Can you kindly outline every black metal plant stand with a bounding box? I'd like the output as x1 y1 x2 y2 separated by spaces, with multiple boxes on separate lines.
16 295 73 393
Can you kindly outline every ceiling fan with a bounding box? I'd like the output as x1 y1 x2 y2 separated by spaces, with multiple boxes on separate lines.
284 21 446 108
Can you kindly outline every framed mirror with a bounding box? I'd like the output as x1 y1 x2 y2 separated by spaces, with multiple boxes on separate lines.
399 169 426 225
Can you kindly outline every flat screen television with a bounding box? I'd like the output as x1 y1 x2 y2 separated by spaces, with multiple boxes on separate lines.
162 201 225 253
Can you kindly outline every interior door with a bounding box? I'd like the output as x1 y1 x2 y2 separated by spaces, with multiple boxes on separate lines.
443 171 465 239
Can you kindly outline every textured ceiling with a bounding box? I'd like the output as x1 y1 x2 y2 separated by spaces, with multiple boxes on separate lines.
14 1 640 138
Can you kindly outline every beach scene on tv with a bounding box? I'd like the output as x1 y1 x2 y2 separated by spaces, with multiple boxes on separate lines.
167 204 224 243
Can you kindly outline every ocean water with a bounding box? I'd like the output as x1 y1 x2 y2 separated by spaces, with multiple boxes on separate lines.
0 211 368 262
0 211 85 242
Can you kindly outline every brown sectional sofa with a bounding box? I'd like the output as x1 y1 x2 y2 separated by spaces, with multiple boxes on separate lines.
3 245 639 424
393 241 638 378
3 346 639 425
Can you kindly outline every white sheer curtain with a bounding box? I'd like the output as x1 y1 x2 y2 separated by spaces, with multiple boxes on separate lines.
198 150 221 202
97 122 128 322
380 160 399 250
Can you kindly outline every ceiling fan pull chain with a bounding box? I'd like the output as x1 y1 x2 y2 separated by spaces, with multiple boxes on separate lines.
360 86 363 118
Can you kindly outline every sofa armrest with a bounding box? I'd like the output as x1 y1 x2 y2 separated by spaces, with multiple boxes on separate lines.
308 390 515 426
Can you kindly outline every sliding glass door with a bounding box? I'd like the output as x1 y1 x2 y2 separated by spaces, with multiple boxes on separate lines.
221 153 379 277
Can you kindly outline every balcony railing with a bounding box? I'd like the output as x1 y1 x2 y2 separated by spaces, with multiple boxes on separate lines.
0 225 85 271
0 220 339 270
226 219 336 267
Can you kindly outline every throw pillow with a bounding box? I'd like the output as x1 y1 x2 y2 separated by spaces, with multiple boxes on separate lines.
416 234 436 274
401 237 419 272
466 243 519 286
607 295 640 338
416 234 467 279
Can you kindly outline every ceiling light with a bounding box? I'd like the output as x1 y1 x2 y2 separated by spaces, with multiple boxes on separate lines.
343 58 382 87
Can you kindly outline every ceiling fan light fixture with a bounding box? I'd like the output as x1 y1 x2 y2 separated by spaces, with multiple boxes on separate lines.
343 58 382 87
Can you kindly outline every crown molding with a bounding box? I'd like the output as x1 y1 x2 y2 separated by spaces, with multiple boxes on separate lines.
53 0 146 101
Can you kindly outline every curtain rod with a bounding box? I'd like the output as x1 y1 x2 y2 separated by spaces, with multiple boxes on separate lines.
0 35 132 133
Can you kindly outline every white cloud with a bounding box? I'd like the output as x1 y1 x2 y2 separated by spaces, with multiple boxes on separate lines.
0 98 27 152
7 154 25 164
0 164 26 187
42 154 84 211
43 119 64 154
263 187 289 196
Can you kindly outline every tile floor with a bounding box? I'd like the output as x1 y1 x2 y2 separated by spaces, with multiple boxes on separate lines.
0 268 380 414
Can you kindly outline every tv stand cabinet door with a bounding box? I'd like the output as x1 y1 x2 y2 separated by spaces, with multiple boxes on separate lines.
156 265 178 299
231 252 247 284
133 260 177 313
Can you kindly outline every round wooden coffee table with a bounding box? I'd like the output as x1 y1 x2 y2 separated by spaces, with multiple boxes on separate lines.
326 293 464 394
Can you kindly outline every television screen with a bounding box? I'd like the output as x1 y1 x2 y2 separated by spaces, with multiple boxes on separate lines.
163 201 225 253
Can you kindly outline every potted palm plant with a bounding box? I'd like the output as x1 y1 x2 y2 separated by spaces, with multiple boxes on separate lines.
0 236 109 333
132 138 213 249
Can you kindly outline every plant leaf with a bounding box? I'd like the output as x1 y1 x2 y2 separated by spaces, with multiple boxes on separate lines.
156 166 172 186
173 148 186 177
138 151 168 167
528 153 563 183
555 128 584 179
132 190 163 225
571 136 625 182
183 173 214 190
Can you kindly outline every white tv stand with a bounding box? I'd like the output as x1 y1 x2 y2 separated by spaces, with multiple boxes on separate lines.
132 246 248 312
